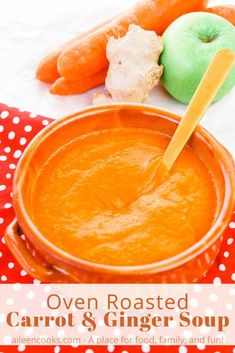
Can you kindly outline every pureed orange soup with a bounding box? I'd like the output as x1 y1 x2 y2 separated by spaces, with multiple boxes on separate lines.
30 127 217 266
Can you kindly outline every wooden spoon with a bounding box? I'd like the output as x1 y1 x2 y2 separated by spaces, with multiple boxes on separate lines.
162 48 235 171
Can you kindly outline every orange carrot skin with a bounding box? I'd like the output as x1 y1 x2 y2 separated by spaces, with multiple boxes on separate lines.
50 69 107 95
58 0 209 82
36 48 63 83
36 17 114 83
204 5 235 25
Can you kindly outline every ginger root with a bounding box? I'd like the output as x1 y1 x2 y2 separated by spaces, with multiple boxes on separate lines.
93 24 163 104
92 92 113 105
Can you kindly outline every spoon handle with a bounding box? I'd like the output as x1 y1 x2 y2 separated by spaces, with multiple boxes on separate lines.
163 48 235 171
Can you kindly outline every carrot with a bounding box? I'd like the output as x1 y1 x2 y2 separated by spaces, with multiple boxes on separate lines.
58 0 208 82
50 69 107 95
36 17 114 83
204 5 235 25
36 46 66 83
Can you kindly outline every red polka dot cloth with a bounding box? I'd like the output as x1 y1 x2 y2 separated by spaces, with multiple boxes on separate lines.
0 102 235 353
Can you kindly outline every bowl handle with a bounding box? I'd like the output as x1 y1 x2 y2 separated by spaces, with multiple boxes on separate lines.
5 218 76 283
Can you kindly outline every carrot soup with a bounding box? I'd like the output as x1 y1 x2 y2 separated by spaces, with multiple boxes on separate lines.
29 127 217 266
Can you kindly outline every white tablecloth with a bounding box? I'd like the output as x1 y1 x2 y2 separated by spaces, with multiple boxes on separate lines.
0 0 234 156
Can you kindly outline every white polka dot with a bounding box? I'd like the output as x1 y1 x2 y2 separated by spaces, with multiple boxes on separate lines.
51 309 58 316
141 345 150 353
227 238 234 245
39 335 47 340
54 347 60 353
217 333 225 342
169 320 177 327
231 273 235 281
57 329 65 338
42 120 49 126
213 277 221 285
20 270 27 276
17 345 25 352
20 137 27 145
6 298 14 305
9 163 16 170
20 309 27 315
1 111 9 119
14 150 22 159
27 291 35 299
224 251 229 258
0 155 7 161
77 323 87 333
113 328 121 336
107 345 115 352
0 218 4 225
25 327 33 336
179 347 187 353
229 288 235 296
6 173 11 179
229 222 235 229
4 335 12 344
190 299 198 307
225 303 233 311
85 350 94 353
13 117 20 124
29 113 37 118
98 319 105 327
209 293 218 301
193 284 202 293
8 131 15 140
24 125 32 132
33 279 41 284
0 251 2 257
205 308 214 315
0 185 6 191
219 264 226 272
200 325 210 334
0 313 6 323
44 286 52 293
4 147 11 153
13 283 21 291
8 262 14 269
2 237 6 244
0 125 4 132
4 203 12 208
197 344 205 350
183 330 192 339
71 342 79 348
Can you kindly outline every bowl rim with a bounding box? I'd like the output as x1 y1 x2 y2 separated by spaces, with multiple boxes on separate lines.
13 103 235 275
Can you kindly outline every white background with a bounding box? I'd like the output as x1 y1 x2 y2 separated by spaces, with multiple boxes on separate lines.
0 0 234 156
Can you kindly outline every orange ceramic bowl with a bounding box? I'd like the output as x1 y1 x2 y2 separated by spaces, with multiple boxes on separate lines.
5 104 235 283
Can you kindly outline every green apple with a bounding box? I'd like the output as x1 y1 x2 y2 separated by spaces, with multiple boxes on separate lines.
160 12 235 104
